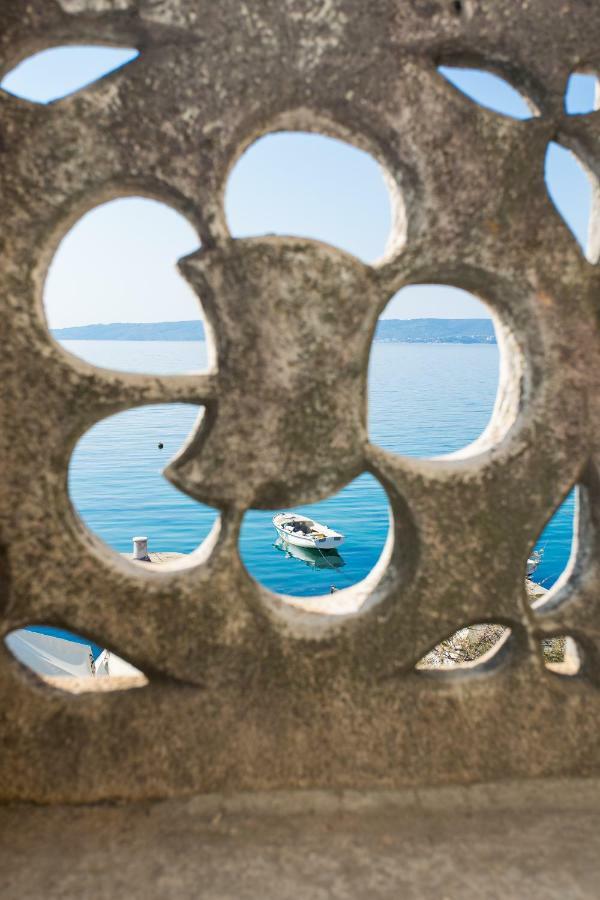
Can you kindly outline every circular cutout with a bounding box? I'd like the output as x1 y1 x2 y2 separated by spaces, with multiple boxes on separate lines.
239 473 390 598
225 132 393 263
368 286 502 458
69 404 218 558
45 197 208 373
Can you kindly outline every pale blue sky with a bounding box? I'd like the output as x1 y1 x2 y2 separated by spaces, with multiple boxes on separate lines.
2 48 595 326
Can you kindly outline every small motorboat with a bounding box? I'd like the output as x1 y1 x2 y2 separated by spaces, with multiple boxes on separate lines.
527 548 544 578
273 513 344 550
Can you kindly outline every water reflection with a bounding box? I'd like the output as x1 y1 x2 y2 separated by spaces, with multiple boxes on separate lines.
274 537 346 570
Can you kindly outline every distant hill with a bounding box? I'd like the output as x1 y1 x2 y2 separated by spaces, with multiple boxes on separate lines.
52 320 207 341
375 319 495 343
52 318 496 344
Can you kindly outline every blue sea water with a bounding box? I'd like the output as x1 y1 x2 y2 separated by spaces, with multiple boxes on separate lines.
65 339 574 598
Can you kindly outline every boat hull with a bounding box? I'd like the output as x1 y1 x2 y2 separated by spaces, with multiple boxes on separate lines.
274 539 345 569
274 524 342 550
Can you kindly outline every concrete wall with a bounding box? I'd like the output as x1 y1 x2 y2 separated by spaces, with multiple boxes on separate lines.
2 0 600 806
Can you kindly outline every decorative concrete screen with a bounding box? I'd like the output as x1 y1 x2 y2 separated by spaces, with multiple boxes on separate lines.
1 0 600 804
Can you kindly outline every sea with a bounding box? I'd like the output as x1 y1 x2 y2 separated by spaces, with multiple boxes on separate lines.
65 339 574 598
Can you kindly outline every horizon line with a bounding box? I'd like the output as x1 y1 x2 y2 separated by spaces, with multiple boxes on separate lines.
51 315 494 329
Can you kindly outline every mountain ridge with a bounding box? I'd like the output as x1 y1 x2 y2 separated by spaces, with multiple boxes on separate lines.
52 319 496 344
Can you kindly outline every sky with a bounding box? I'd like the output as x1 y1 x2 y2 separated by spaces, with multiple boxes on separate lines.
1 48 596 326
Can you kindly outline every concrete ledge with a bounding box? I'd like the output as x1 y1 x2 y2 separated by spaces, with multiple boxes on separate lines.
42 674 147 693
2 779 600 899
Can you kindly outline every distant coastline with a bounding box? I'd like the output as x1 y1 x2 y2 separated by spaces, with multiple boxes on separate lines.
53 319 496 344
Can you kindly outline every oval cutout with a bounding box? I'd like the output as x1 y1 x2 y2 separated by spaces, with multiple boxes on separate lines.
437 66 535 119
239 474 390 598
565 72 599 115
526 489 577 603
69 404 218 558
225 132 392 264
5 625 146 692
416 623 509 669
542 635 582 675
46 197 208 373
545 142 595 260
1 46 138 103
368 286 501 458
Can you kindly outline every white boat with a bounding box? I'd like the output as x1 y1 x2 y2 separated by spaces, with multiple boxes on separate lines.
5 629 95 679
273 513 344 550
6 628 143 682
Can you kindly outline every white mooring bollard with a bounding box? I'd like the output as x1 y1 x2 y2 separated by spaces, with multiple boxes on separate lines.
132 536 150 561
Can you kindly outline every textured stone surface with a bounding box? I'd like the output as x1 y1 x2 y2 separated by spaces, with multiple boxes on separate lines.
2 0 600 808
2 780 600 899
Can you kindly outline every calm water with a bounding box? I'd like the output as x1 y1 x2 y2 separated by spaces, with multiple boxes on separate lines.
65 340 573 596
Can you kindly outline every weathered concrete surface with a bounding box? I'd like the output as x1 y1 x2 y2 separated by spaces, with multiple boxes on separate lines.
124 551 185 565
2 780 600 899
2 0 600 809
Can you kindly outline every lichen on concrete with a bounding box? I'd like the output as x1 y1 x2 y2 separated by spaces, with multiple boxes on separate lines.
1 0 600 814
